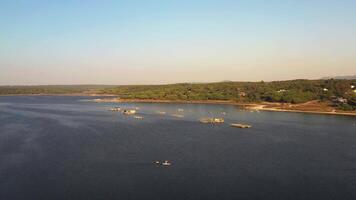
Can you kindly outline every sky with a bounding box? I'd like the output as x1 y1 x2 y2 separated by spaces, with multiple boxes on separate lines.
1 0 355 85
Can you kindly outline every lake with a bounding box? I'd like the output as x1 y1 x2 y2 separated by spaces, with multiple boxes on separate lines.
0 96 355 200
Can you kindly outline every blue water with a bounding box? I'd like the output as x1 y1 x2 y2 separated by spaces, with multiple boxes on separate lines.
0 96 355 200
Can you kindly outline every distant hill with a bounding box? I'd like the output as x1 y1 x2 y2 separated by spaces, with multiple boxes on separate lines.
0 85 114 95
322 75 356 80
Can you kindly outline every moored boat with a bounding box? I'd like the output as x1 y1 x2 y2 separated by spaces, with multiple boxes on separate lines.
171 114 184 118
156 111 166 115
123 109 137 115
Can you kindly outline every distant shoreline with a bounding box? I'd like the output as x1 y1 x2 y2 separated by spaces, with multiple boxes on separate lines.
92 98 356 117
0 93 116 97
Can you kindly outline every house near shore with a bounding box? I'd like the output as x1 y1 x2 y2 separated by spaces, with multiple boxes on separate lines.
351 85 356 93
239 92 246 97
277 89 287 93
331 96 348 104
338 98 348 104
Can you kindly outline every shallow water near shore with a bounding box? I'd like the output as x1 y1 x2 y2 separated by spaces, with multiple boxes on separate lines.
0 96 356 200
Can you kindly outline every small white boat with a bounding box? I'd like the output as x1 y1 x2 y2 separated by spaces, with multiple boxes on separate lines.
230 123 252 128
178 108 184 112
156 111 166 115
154 160 172 166
123 109 136 115
133 116 143 119
161 161 172 166
171 114 184 118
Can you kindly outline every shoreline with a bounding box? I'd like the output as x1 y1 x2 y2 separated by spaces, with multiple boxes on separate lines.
245 105 356 116
1 94 355 116
92 98 356 117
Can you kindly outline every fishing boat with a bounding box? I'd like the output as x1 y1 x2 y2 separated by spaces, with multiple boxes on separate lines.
133 116 143 119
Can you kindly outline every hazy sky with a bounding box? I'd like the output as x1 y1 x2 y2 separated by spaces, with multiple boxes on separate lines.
1 0 355 85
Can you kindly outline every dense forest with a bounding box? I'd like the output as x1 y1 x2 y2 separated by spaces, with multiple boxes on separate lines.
1 80 355 110
0 85 112 95
100 79 356 110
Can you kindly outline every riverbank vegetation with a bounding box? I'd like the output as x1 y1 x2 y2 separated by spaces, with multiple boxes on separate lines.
99 79 356 110
1 79 355 110
0 85 113 95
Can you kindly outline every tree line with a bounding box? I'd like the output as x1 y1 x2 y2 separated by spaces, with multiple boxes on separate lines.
0 80 354 110
99 79 356 110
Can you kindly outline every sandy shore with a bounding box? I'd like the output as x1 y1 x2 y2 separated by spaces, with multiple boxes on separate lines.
245 104 356 116
92 98 356 117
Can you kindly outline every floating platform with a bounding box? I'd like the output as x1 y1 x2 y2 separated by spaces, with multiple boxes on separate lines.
230 123 252 128
109 107 121 112
171 114 184 118
200 118 224 124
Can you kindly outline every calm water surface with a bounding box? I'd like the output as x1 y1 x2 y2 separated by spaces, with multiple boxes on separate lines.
0 96 355 200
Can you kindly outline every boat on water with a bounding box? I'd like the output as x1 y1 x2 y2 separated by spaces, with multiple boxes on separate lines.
178 108 184 112
133 116 143 119
200 118 224 124
154 160 172 166
156 111 166 115
109 107 121 112
230 123 252 128
161 161 172 166
171 114 184 118
123 109 137 115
